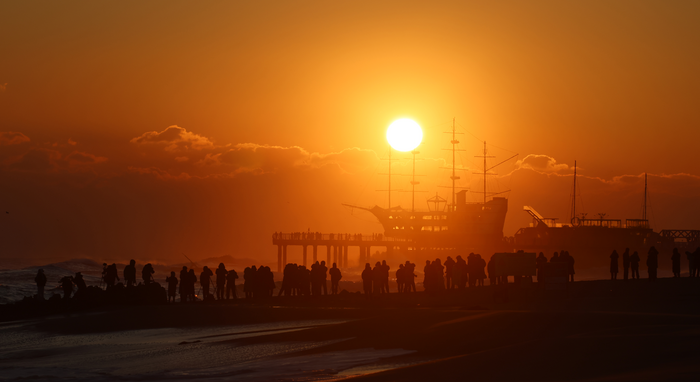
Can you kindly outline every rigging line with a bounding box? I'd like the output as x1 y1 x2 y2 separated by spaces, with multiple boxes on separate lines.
454 121 484 143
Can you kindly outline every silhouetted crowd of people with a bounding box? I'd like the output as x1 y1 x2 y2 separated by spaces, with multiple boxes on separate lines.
607 246 700 281
278 261 343 296
31 246 700 303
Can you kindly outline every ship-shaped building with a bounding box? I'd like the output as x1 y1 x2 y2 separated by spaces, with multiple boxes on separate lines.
346 120 513 254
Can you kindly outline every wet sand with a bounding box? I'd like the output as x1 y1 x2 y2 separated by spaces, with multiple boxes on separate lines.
3 278 700 381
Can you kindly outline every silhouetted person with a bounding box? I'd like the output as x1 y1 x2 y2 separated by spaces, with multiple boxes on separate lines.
244 266 254 299
444 256 455 289
550 252 559 264
381 260 390 293
630 251 641 279
35 269 47 300
105 263 119 289
565 251 575 282
330 262 341 294
188 269 197 300
372 262 383 294
685 248 699 277
320 260 328 295
200 266 213 300
142 263 154 285
226 267 238 299
166 271 178 302
179 266 188 302
124 259 137 287
74 272 87 291
396 264 405 293
215 263 227 300
622 248 631 281
536 252 547 284
672 248 681 278
477 254 487 286
610 250 619 280
647 246 659 281
60 276 74 300
361 263 373 298
487 256 497 286
423 260 432 291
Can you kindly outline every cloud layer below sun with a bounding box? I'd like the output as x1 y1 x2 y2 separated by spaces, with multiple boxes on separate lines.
2 126 700 267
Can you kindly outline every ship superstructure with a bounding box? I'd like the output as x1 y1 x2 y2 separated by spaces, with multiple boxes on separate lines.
346 119 514 251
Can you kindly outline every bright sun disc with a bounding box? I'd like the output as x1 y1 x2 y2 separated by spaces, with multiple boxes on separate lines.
386 118 423 152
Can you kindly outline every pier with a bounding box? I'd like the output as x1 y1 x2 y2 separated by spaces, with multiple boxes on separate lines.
272 232 411 272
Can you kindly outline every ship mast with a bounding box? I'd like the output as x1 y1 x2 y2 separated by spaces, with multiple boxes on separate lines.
411 149 420 213
450 118 459 211
643 172 647 221
571 160 577 224
474 141 495 204
388 149 391 209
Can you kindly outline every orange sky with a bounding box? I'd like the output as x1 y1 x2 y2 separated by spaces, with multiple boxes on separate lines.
1 1 700 266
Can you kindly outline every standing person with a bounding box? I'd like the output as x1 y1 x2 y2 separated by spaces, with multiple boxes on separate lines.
467 253 477 288
166 271 178 303
215 263 227 300
630 251 641 279
647 246 659 281
372 262 383 294
477 254 487 286
444 256 456 289
35 269 47 300
406 261 417 292
179 266 188 302
455 256 468 289
320 260 329 295
423 260 432 292
105 264 119 289
226 267 238 299
60 275 74 300
685 248 698 278
381 260 391 293
671 248 681 278
200 266 213 300
396 264 405 293
124 260 137 287
142 263 155 285
610 250 619 280
622 248 631 281
566 251 576 282
361 263 373 298
329 263 342 295
74 272 87 292
243 267 253 299
487 256 497 286
265 266 275 297
188 269 197 301
536 253 547 284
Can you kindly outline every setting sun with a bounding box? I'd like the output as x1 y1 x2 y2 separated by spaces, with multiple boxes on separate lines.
386 118 423 152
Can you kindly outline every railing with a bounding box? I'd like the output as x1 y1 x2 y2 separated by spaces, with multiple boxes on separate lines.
272 232 410 242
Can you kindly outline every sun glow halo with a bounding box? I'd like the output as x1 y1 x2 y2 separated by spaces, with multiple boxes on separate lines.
386 118 423 152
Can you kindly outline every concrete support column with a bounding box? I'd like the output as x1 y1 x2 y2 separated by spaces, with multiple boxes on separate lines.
277 245 282 273
302 245 307 267
333 246 338 264
327 245 332 265
283 245 288 266
313 245 318 263
343 246 349 268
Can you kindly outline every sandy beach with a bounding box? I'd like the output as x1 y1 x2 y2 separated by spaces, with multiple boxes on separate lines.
3 278 700 381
